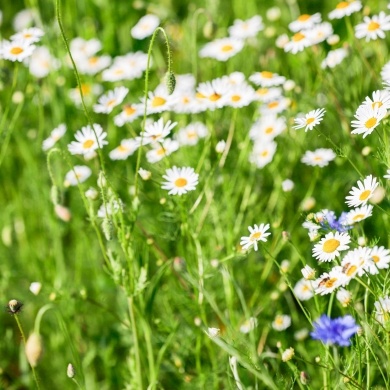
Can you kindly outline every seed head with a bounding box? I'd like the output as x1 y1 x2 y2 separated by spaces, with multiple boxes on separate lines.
7 299 23 315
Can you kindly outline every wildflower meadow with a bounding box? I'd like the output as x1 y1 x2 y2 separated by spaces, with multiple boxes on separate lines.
2 0 390 388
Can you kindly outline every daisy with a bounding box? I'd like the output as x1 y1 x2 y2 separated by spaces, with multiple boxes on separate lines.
143 86 173 114
282 179 294 192
282 348 295 362
249 71 286 87
293 279 314 301
301 265 316 280
109 139 139 160
345 175 378 208
225 83 256 108
0 39 36 62
114 104 143 126
138 168 152 181
138 118 177 146
215 140 226 153
68 124 108 157
341 247 374 280
321 48 348 69
284 31 312 54
42 123 67 151
336 288 352 307
355 12 390 41
102 52 148 82
68 83 103 106
240 223 271 251
11 27 44 44
260 97 290 115
293 108 326 131
314 267 345 295
254 87 282 103
272 314 291 331
161 166 199 196
329 1 362 20
351 105 387 138
249 115 286 142
308 22 333 45
228 15 264 39
374 297 390 325
312 231 351 262
288 13 322 32
64 165 92 187
249 141 277 168
301 148 336 167
28 46 60 78
176 122 208 146
131 14 160 40
77 55 111 75
239 317 258 334
69 37 102 62
93 87 129 114
370 246 390 269
362 90 390 110
146 139 179 163
345 204 373 225
199 37 244 62
196 78 231 110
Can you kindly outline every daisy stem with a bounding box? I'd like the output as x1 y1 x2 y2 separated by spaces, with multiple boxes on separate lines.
55 0 106 173
326 292 335 317
134 27 173 199
13 315 41 390
364 280 370 388
219 108 238 168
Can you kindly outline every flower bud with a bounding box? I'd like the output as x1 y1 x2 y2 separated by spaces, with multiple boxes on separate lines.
25 333 43 367
67 363 76 378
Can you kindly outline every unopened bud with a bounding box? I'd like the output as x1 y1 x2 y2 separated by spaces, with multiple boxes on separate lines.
8 299 23 314
165 71 176 95
67 363 76 378
54 204 71 222
300 371 310 385
203 20 217 39
102 219 113 241
25 333 43 367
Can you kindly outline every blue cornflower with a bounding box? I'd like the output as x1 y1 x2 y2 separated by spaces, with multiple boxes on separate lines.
319 210 352 233
310 314 359 347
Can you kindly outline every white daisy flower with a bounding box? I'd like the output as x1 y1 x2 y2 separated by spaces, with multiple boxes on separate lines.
131 14 160 40
272 314 291 331
42 123 67 151
161 166 199 196
312 231 351 262
196 78 231 110
293 278 314 301
11 27 44 44
293 108 326 131
64 165 92 187
374 296 390 325
225 83 256 108
284 31 312 54
176 122 208 146
301 265 316 280
260 97 290 115
307 22 333 45
249 71 286 87
345 175 378 208
249 115 286 142
70 37 102 60
336 288 352 307
362 90 390 110
254 87 282 103
146 139 179 163
329 1 362 20
249 141 277 169
67 124 108 157
29 282 42 296
199 37 244 61
28 46 60 78
239 317 258 334
355 12 390 41
301 148 336 167
0 39 36 62
68 83 103 106
109 139 139 160
93 87 129 114
138 118 177 146
77 55 112 75
321 48 348 69
240 223 271 251
143 87 173 114
215 140 226 153
288 13 322 32
341 247 374 281
351 104 387 138
370 246 390 269
102 52 148 81
138 168 152 181
114 104 143 126
282 179 294 192
345 204 373 225
314 267 345 295
228 15 264 39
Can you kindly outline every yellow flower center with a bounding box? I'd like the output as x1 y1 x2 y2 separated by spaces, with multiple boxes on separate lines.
261 71 274 78
187 131 197 139
372 101 383 109
352 214 364 221
11 47 24 55
89 56 99 64
114 69 124 75
221 44 233 52
83 140 94 149
345 265 357 277
231 95 241 102
265 127 274 134
124 106 136 115
365 117 377 129
325 278 338 288
107 99 117 107
118 145 129 152
293 32 305 42
336 1 349 9
175 178 188 187
152 96 166 107
196 92 205 99
372 255 379 263
24 33 32 38
80 84 91 95
306 117 315 125
368 21 380 31
250 232 262 241
275 316 283 325
256 88 268 95
268 101 279 109
359 190 371 201
209 93 221 102
261 150 269 157
323 238 340 253
156 148 166 156
298 14 311 22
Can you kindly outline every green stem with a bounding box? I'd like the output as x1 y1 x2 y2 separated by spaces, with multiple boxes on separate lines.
128 296 143 389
